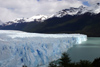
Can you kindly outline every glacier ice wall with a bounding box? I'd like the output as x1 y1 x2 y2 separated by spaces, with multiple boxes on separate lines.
0 30 87 67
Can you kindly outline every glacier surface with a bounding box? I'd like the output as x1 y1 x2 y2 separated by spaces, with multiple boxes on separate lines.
0 30 87 67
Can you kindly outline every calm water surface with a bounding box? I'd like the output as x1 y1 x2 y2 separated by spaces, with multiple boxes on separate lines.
67 37 100 62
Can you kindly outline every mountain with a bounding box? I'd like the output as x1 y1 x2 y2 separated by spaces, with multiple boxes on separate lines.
0 3 100 37
2 15 48 26
21 12 100 37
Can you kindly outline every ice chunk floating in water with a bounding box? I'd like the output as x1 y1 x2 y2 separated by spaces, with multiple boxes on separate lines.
0 30 87 67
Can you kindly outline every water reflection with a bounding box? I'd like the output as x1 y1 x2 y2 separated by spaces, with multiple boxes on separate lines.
67 37 100 62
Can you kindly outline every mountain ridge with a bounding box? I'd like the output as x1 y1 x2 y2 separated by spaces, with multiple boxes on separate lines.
2 3 100 26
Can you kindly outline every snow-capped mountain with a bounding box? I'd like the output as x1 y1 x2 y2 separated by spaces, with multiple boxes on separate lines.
3 15 48 26
55 6 86 17
3 3 100 26
55 3 100 17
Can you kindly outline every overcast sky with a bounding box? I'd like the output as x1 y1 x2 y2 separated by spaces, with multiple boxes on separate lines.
0 0 100 22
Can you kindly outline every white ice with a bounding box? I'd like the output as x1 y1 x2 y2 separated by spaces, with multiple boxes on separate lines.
0 30 87 67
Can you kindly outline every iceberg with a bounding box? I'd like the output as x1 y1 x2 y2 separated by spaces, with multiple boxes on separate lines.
0 30 87 67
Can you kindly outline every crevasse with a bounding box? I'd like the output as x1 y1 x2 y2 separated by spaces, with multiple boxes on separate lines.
0 30 87 67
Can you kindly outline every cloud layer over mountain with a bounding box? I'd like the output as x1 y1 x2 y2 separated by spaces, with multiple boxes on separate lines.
0 0 99 22
85 0 100 5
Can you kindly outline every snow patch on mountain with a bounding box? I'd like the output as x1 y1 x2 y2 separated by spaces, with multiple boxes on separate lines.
25 15 48 22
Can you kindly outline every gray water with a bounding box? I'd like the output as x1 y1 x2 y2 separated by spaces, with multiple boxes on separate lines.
67 37 100 62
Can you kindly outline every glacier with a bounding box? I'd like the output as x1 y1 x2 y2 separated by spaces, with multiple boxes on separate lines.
0 30 87 67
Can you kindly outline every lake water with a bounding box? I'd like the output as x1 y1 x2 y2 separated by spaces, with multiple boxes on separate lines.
67 37 100 62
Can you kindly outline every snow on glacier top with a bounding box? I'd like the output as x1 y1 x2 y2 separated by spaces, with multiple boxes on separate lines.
0 30 86 39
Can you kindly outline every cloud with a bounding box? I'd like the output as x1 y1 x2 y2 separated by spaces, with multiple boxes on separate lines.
0 0 83 22
82 0 100 5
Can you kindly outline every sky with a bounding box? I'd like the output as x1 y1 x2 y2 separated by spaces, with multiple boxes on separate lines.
0 0 100 22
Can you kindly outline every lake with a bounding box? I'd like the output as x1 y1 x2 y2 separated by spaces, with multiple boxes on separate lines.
67 37 100 62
